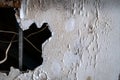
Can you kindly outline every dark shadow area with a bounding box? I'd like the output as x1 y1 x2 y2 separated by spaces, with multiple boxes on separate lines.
0 8 19 71
23 23 52 70
118 74 120 80
0 8 52 71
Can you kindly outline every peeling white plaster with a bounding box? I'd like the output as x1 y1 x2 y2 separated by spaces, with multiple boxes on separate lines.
20 19 34 30
33 68 47 80
15 71 33 80
65 17 75 32
63 51 80 69
20 0 27 19
51 61 61 76
0 72 7 80
0 0 120 80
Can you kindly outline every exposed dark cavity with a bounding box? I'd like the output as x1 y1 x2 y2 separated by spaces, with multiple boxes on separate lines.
118 74 120 80
23 22 51 70
0 8 52 71
0 8 19 71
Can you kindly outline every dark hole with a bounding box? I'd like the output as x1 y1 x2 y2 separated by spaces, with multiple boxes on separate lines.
0 8 52 71
118 74 120 80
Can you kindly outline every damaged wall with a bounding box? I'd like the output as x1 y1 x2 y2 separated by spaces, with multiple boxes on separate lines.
0 0 120 80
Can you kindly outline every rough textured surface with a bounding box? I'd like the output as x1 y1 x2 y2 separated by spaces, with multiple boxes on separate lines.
0 0 120 80
0 0 21 8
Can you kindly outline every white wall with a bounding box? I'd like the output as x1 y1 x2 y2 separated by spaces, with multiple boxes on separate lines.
0 0 120 80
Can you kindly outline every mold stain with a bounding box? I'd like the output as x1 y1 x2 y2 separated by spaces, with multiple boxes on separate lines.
86 76 92 80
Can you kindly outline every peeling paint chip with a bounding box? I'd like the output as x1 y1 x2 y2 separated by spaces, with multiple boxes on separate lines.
0 8 52 71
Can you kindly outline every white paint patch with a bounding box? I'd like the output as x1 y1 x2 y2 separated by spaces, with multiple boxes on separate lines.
21 19 34 30
20 0 27 19
51 61 61 76
65 18 75 32
63 51 79 69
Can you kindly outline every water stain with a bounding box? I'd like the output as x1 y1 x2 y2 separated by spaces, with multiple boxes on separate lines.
86 76 92 80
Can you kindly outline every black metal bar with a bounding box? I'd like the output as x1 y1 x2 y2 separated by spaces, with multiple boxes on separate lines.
18 27 23 70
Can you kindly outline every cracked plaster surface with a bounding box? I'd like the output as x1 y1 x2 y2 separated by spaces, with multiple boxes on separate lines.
0 0 120 80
